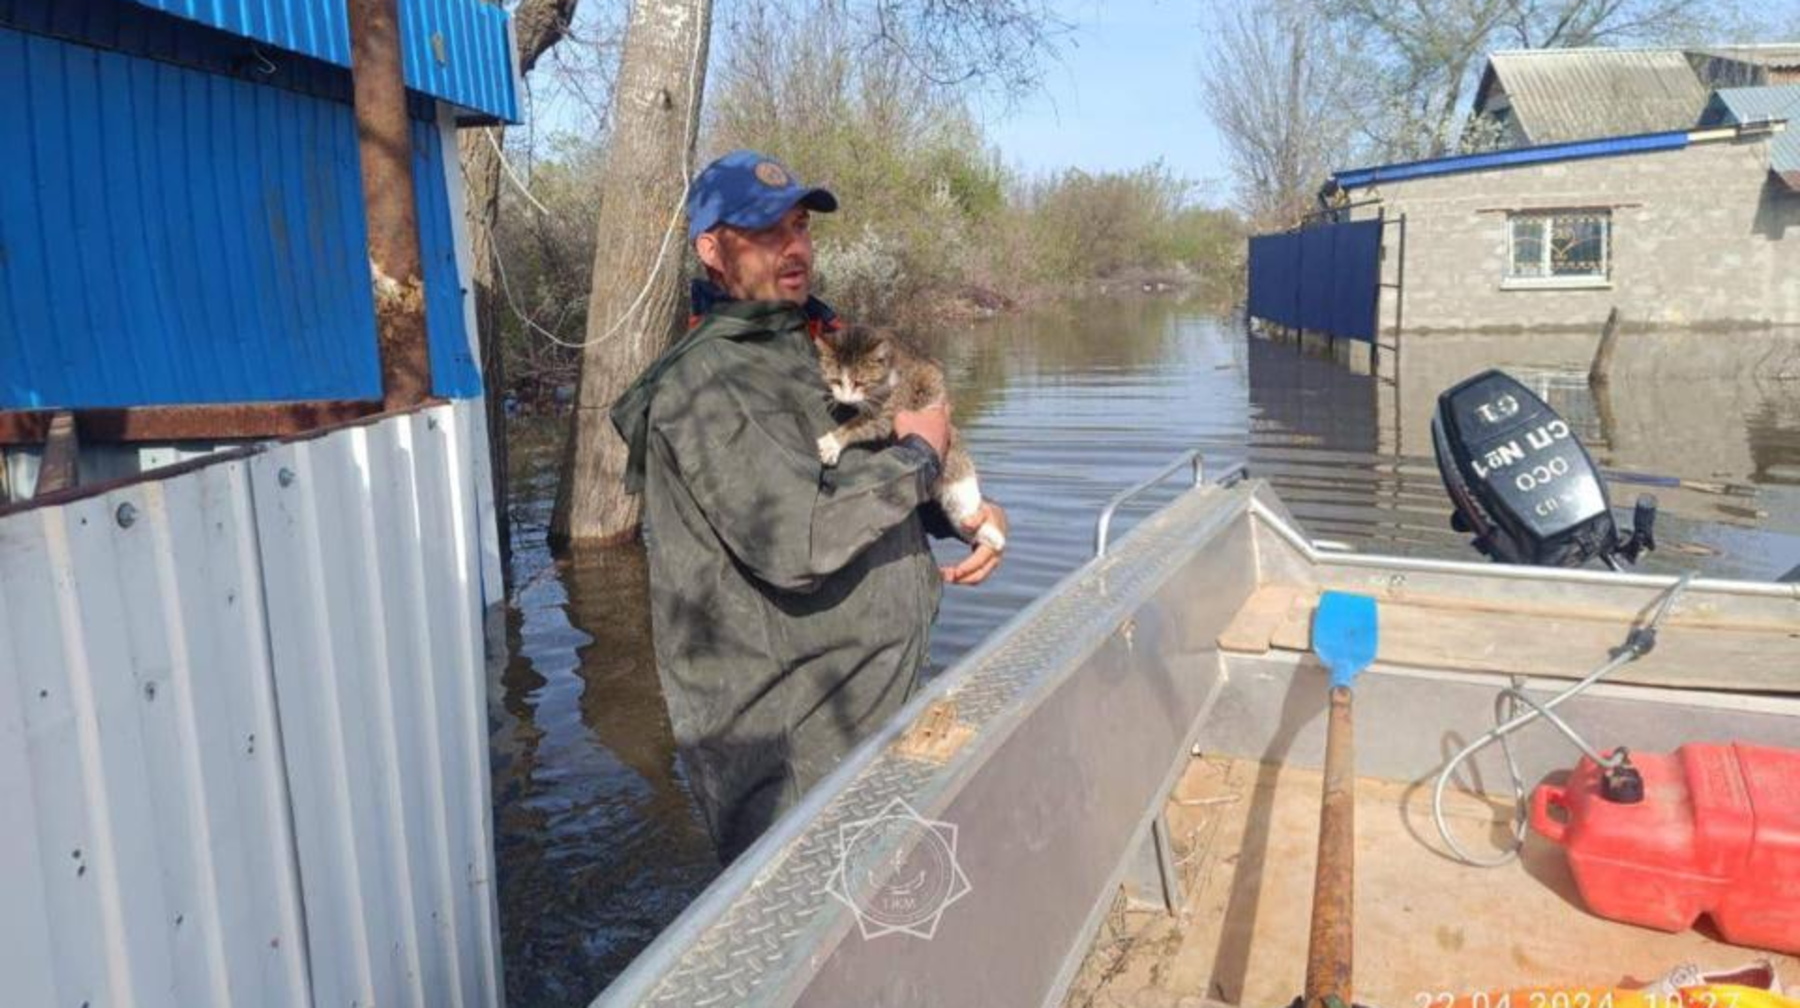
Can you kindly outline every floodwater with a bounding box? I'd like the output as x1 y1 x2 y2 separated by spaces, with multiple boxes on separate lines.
490 299 1800 1006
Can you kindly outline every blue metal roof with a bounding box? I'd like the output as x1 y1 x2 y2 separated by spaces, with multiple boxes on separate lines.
1332 130 1690 190
1701 85 1800 179
0 25 478 409
127 0 518 122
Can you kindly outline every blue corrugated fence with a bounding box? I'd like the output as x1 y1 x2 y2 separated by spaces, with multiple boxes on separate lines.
1246 219 1383 343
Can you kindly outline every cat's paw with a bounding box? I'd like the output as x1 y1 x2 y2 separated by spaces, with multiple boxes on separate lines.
817 433 844 466
974 523 1006 552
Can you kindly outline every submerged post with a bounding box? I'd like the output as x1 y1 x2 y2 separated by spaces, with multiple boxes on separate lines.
348 0 432 409
1588 306 1622 389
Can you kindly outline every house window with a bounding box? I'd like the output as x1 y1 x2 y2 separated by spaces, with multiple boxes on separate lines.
1506 211 1610 284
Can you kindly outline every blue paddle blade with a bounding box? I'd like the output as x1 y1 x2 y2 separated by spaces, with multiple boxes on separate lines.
1313 591 1379 689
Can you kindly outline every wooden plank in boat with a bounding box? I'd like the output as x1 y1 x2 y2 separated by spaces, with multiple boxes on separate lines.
1255 586 1800 693
1217 584 1311 654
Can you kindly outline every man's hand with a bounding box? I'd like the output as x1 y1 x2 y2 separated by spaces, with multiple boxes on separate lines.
894 402 951 459
942 500 1007 586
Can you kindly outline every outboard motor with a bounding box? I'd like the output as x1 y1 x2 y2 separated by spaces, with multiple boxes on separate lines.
1431 369 1655 570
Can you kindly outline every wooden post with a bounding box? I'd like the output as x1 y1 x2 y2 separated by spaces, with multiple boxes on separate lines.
1588 306 1622 389
348 0 432 409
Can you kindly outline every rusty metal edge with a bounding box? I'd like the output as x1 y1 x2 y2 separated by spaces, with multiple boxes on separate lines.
0 399 448 519
0 401 387 446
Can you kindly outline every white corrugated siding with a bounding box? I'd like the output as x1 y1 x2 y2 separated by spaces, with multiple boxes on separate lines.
0 402 501 1008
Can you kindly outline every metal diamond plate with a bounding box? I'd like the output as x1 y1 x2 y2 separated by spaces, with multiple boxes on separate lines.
624 486 1251 1007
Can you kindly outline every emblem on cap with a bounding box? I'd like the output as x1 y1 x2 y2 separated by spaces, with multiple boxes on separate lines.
754 161 790 187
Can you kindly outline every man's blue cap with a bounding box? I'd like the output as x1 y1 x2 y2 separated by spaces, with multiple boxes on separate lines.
686 150 837 243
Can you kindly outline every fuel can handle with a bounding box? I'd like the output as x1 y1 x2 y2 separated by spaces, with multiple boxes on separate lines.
1530 783 1571 845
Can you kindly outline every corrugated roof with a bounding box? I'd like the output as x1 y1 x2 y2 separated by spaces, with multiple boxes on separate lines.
1689 44 1800 70
1480 48 1710 145
1702 84 1800 188
126 0 518 122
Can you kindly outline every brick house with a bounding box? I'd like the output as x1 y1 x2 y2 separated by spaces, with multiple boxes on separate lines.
1324 51 1800 336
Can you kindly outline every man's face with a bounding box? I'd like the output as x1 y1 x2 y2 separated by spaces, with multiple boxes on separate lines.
696 206 814 304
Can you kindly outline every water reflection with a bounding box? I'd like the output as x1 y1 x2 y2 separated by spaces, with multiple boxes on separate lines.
492 454 714 1008
491 301 1800 1006
1369 326 1800 576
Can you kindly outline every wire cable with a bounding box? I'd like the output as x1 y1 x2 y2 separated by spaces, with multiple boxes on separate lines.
483 0 708 352
484 128 552 217
1431 572 1696 867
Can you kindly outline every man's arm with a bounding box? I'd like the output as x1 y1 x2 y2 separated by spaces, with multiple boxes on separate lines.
650 354 941 594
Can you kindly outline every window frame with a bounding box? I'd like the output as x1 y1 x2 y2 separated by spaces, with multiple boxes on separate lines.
1502 209 1613 290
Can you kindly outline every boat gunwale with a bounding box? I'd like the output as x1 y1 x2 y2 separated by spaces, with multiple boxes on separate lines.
1251 497 1800 600
592 479 1262 1006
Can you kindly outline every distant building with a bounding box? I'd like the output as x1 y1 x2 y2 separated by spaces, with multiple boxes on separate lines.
1701 84 1800 189
1333 118 1798 333
1687 45 1800 89
1247 46 1800 341
1471 49 1710 148
1472 45 1800 148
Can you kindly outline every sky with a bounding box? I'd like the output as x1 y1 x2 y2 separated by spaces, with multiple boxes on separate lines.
977 0 1232 197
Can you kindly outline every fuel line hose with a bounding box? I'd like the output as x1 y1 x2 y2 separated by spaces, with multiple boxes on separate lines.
1432 572 1697 867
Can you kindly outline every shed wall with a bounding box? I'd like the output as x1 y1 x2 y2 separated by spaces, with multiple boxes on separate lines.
1352 136 1800 333
0 402 502 1008
0 25 479 409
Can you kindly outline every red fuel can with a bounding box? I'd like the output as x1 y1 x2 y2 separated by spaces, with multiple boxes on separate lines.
1530 742 1800 954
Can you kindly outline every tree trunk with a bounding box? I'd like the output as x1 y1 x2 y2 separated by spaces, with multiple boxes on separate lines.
460 0 580 574
551 0 712 547
461 130 512 569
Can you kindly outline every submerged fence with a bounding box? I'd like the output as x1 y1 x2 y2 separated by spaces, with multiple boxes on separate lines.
1247 218 1384 342
0 402 501 1008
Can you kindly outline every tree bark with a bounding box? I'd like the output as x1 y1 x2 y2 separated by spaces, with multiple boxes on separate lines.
460 0 581 573
551 0 712 547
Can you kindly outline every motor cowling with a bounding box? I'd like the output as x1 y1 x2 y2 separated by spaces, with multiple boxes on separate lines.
1431 369 1653 568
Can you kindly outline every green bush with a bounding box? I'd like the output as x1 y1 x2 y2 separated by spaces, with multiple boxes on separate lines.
488 0 1245 364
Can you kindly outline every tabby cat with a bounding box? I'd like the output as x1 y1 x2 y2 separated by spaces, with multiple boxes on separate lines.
815 325 1005 551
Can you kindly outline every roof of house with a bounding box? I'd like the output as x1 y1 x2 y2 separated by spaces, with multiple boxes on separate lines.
126 0 519 122
1689 44 1800 70
1702 84 1800 189
1475 48 1711 145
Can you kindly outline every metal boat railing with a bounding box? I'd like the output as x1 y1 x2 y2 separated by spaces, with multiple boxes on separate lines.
1094 450 1247 557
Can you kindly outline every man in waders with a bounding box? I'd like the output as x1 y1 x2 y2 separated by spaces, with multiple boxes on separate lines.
611 150 1008 863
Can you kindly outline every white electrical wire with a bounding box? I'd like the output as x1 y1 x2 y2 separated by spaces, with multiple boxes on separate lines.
484 128 552 217
490 223 589 348
484 0 708 351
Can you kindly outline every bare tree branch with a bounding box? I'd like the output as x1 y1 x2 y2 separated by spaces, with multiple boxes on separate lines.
1198 0 1368 228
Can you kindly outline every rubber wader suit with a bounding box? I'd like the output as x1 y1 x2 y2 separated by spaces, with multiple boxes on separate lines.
613 288 946 862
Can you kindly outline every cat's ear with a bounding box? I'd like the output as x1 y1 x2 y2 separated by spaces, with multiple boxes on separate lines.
873 342 892 363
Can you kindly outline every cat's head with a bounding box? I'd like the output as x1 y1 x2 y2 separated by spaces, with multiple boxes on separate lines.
817 325 896 406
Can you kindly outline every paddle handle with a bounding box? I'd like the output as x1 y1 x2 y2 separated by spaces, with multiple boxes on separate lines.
1305 686 1355 1008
